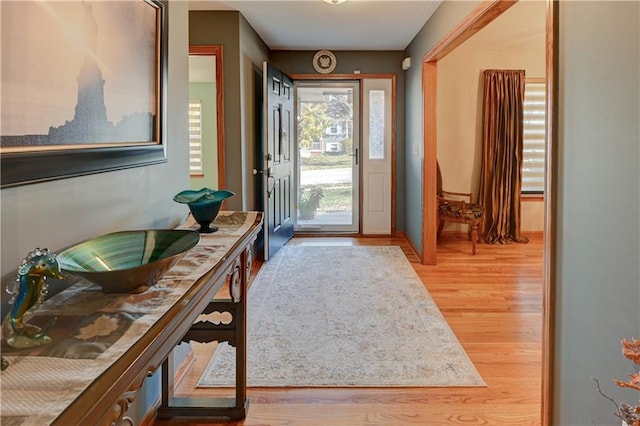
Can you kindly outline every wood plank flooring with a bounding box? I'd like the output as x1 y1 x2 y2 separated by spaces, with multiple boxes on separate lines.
153 233 543 425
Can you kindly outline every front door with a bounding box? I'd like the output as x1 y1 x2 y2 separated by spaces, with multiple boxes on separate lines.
262 62 294 260
294 82 360 233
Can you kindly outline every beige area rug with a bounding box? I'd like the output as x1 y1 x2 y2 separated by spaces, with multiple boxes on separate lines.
198 245 485 387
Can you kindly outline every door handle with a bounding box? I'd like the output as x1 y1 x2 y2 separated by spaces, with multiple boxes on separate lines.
350 148 359 165
254 168 276 197
253 167 273 175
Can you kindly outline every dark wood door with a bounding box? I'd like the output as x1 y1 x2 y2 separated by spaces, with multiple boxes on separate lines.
262 62 294 260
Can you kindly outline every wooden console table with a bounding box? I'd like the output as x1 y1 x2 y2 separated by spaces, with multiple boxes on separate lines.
0 211 263 425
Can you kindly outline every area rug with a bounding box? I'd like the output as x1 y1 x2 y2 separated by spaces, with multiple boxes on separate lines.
198 245 485 387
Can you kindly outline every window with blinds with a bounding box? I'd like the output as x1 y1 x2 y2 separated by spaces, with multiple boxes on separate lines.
522 80 546 193
189 101 203 176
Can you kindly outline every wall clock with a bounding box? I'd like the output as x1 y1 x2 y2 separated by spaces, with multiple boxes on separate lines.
313 50 337 74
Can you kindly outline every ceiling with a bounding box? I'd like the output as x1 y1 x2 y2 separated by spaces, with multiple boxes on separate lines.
188 0 443 50
457 1 546 52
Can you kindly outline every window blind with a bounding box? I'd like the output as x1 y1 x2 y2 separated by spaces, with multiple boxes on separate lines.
189 101 203 176
522 81 546 193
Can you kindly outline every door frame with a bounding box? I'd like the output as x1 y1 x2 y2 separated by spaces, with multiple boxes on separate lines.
189 45 226 188
290 73 397 236
419 1 557 424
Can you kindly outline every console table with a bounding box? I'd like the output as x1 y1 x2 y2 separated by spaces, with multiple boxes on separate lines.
0 211 263 425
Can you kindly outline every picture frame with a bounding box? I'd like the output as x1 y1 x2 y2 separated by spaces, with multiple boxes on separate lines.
0 0 168 188
312 50 337 74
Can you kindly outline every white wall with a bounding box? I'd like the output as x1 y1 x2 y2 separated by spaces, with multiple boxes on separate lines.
437 2 545 234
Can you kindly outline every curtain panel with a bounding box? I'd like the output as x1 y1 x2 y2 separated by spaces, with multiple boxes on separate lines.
479 69 529 244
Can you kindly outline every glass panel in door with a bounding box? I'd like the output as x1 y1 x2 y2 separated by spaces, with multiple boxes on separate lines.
295 82 359 232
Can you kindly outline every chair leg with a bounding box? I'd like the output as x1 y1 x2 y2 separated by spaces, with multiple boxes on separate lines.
437 220 444 240
470 223 478 255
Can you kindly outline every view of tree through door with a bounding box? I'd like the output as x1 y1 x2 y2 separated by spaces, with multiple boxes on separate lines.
295 82 359 233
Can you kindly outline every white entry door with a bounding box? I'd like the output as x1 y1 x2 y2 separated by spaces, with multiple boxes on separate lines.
362 78 392 234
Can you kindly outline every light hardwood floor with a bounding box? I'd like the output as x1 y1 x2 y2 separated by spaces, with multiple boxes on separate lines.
153 233 543 426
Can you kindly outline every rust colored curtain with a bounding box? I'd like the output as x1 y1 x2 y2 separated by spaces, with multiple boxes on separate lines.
479 70 528 244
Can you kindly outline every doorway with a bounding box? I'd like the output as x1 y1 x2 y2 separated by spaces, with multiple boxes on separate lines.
419 1 554 423
188 45 225 190
294 81 360 233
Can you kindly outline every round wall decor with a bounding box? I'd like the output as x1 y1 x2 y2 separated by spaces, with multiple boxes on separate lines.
313 50 337 74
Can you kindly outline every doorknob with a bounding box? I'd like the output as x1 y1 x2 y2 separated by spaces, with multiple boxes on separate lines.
253 167 273 176
254 168 276 198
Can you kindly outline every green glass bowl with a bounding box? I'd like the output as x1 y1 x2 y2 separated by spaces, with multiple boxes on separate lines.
173 189 235 233
57 229 200 294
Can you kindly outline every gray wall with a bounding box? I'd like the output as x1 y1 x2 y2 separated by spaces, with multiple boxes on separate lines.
404 1 480 252
239 14 270 211
190 11 243 211
189 11 269 212
0 1 190 422
1 2 190 293
405 1 640 424
555 2 640 424
270 50 407 230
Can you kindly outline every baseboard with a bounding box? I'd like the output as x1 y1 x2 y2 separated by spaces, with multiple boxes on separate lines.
173 349 196 390
294 232 361 237
140 349 196 425
402 234 421 261
140 397 161 426
522 231 544 238
440 230 544 239
439 230 471 238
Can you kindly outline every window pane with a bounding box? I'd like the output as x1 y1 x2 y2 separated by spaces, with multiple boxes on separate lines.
369 90 385 160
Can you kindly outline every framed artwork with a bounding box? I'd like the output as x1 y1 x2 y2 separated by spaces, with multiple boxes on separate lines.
0 0 168 188
312 50 337 74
